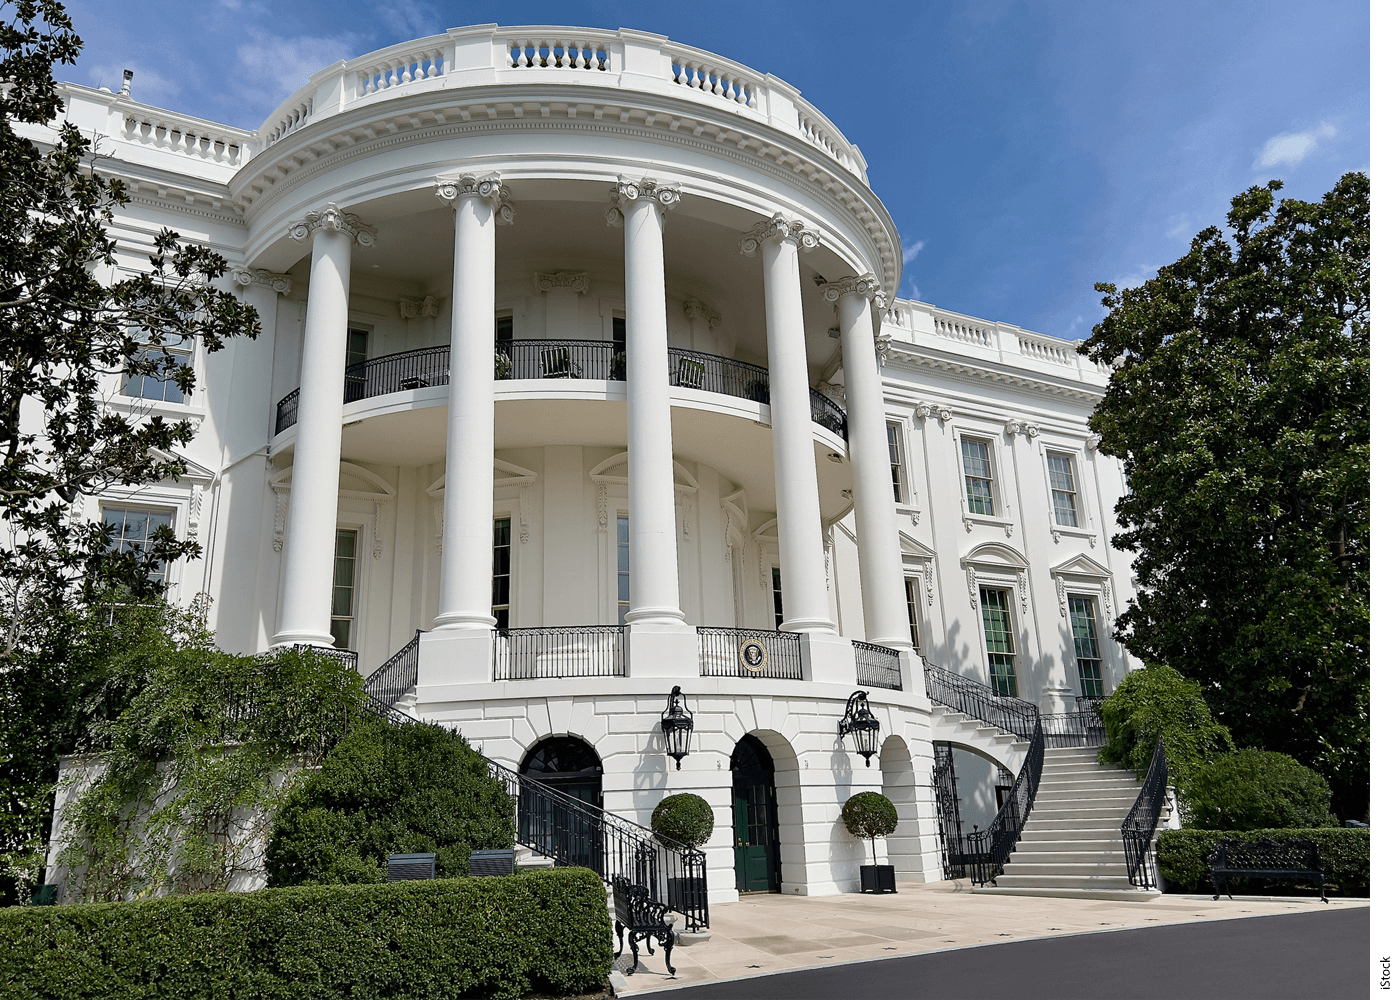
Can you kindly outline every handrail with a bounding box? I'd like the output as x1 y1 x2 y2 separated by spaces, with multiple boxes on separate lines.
1121 735 1169 889
363 631 421 707
1041 709 1106 748
967 718 1045 885
923 659 1039 740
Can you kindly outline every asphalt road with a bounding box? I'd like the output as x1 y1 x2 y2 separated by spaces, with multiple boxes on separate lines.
655 906 1368 1000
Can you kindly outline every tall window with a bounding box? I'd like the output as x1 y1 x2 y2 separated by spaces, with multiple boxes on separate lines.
346 328 369 368
904 577 922 652
330 528 358 649
495 313 514 344
616 514 630 625
887 422 906 503
979 586 1018 697
1047 452 1080 527
612 315 627 351
771 567 784 628
1068 596 1104 698
121 332 192 403
492 517 511 630
102 506 175 584
961 438 995 516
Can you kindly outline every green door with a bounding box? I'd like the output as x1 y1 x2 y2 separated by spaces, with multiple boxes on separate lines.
731 735 780 893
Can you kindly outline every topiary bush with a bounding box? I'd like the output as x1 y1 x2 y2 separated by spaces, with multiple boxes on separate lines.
650 793 714 847
1099 664 1233 787
1156 828 1368 897
265 716 515 886
1184 749 1336 831
841 791 898 865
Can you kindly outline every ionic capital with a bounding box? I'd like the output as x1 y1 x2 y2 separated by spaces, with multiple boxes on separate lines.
738 213 820 256
435 173 515 225
233 268 292 296
606 176 681 226
822 273 885 309
288 203 377 247
682 297 722 329
534 271 590 295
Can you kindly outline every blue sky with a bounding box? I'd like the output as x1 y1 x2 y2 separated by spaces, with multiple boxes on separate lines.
59 0 1369 342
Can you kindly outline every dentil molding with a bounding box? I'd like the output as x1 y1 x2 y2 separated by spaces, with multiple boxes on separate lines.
287 203 377 246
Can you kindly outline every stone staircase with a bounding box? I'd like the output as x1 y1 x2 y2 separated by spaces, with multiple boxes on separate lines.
978 746 1162 901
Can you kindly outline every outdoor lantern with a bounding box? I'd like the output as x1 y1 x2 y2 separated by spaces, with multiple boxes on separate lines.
660 685 694 769
837 690 881 767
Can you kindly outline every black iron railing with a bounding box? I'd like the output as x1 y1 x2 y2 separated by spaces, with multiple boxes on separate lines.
922 659 1040 741
1122 734 1169 889
932 741 971 879
272 341 850 440
493 626 627 680
967 718 1045 886
1041 709 1106 748
291 643 359 674
364 631 421 707
696 626 802 679
853 640 902 690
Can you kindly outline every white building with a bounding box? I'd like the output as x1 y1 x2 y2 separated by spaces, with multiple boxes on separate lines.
40 26 1143 903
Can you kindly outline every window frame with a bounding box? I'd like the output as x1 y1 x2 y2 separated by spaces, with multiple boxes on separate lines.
952 428 1010 528
904 576 923 653
1066 593 1105 699
491 515 512 631
100 503 179 587
1046 450 1081 528
978 585 1020 697
118 330 198 407
771 566 784 629
329 526 360 650
887 421 907 505
616 512 630 626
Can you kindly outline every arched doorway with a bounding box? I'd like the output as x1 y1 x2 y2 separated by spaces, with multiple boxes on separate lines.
519 736 604 870
731 734 781 893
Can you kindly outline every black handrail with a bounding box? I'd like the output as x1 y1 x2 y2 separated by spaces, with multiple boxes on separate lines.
364 631 421 707
1041 709 1106 748
922 659 1040 740
932 741 970 879
967 718 1045 885
852 640 902 690
809 386 848 439
696 626 802 679
492 626 627 680
1121 735 1169 889
666 347 770 402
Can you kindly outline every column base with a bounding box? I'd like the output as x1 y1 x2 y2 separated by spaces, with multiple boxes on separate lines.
779 616 838 634
432 611 499 630
270 630 335 648
626 620 698 679
624 605 687 627
799 631 856 685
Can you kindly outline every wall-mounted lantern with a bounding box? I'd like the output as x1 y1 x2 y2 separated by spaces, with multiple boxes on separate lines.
660 685 694 769
837 690 880 767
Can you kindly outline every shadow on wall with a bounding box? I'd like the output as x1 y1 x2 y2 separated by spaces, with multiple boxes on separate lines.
952 747 1011 831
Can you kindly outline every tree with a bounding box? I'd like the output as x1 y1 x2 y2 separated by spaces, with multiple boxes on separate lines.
1080 173 1368 819
1097 663 1234 789
840 791 898 867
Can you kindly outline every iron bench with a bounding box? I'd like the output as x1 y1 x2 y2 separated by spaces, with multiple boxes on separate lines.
386 852 436 881
611 876 675 976
1211 838 1327 902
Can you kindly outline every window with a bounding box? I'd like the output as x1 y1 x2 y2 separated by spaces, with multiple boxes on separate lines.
329 528 358 649
121 332 191 403
979 586 1018 697
102 506 175 584
346 328 369 368
888 422 906 503
771 567 784 628
1068 596 1104 698
1047 452 1080 527
612 315 627 351
961 438 996 516
495 314 514 344
616 514 630 625
492 516 511 630
904 577 922 652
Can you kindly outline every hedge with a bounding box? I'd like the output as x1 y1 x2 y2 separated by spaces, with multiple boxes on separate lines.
650 793 715 847
0 868 612 999
1156 828 1368 897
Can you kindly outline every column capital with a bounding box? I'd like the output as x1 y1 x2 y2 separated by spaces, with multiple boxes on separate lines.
534 270 590 294
606 176 681 226
739 212 821 257
288 203 377 247
822 273 885 309
435 173 515 225
682 297 722 329
233 268 292 295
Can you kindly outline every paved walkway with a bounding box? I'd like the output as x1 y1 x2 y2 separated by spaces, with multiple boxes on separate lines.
611 881 1368 995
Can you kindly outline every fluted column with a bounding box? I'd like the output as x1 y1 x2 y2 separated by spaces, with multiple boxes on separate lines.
827 274 909 649
434 175 515 630
608 177 685 626
273 205 376 647
741 214 835 634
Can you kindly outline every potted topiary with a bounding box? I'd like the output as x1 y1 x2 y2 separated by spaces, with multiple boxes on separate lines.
651 793 713 917
842 791 898 893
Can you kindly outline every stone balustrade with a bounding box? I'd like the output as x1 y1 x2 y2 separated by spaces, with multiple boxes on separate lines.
118 107 251 165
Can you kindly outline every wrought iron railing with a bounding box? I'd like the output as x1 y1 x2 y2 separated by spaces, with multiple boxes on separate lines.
275 388 299 434
497 338 620 381
967 718 1045 885
291 643 359 674
852 640 902 690
492 625 627 680
922 660 1040 740
364 631 421 707
346 345 451 401
696 626 802 679
932 741 970 879
809 386 848 439
1041 709 1106 748
666 348 769 401
1121 734 1169 889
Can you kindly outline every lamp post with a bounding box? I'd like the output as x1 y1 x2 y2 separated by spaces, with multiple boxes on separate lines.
838 690 880 767
661 685 694 769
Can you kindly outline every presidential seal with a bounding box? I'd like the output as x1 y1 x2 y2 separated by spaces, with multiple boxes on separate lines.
740 638 768 673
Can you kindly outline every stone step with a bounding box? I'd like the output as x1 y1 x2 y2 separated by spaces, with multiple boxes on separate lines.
1036 784 1141 800
1002 860 1128 876
1016 839 1124 854
1025 815 1129 831
1029 803 1134 821
993 873 1144 891
1020 827 1122 843
976 885 1161 902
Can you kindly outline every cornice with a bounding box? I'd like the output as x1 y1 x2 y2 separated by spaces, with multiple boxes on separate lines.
882 343 1106 404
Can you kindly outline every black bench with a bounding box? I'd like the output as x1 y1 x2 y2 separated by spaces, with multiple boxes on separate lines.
611 876 675 976
387 852 436 881
1211 838 1327 902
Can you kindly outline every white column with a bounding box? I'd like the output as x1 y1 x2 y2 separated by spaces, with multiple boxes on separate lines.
434 175 514 631
826 275 909 650
273 205 376 647
741 214 835 633
608 177 685 627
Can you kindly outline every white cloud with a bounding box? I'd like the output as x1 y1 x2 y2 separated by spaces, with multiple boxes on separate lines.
901 239 926 264
237 31 361 105
87 63 181 106
378 0 439 39
909 280 922 300
1255 122 1337 170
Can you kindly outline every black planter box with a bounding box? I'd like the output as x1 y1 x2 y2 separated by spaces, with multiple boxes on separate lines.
860 864 897 894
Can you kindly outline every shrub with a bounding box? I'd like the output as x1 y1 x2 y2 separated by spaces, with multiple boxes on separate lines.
650 793 714 847
1099 664 1233 787
1185 749 1336 830
0 868 612 999
841 792 898 866
1156 828 1368 897
265 717 515 886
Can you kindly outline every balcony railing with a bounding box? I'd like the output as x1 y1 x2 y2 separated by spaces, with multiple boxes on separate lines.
696 627 802 680
852 640 902 690
274 341 848 439
923 659 1040 741
493 625 627 680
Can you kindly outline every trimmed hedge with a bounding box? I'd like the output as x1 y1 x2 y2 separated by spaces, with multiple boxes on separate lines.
1157 827 1368 897
1185 749 1336 830
0 868 612 999
650 793 715 847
